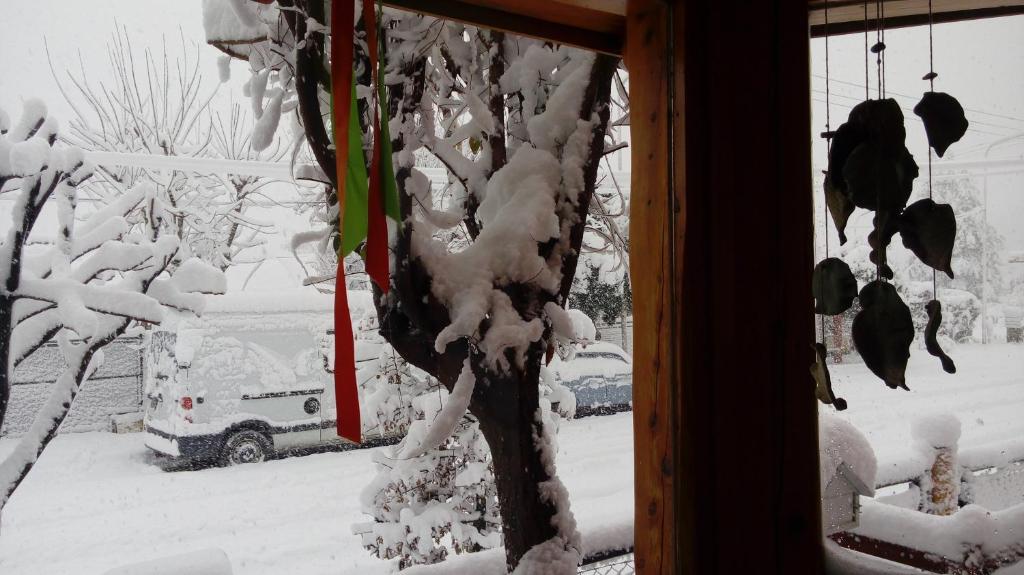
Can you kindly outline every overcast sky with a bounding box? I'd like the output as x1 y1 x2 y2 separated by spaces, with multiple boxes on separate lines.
2 3 1023 257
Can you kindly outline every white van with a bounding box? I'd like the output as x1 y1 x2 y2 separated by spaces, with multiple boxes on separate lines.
142 289 379 465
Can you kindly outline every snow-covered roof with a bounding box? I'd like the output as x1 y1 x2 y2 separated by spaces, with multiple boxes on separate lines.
820 413 877 497
202 0 266 47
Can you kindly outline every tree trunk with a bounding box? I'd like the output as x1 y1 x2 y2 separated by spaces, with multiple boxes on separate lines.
471 345 564 572
0 296 12 431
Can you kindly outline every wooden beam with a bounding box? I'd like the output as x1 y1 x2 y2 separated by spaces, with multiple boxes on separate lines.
809 0 1024 37
624 0 675 572
628 1 824 573
675 1 823 570
383 0 626 55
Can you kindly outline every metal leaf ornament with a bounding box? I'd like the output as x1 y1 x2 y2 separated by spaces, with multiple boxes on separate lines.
812 258 858 315
826 122 862 197
824 173 855 245
844 144 918 212
853 281 915 390
828 99 918 213
914 92 969 158
899 198 956 279
925 300 957 374
868 210 900 280
810 343 847 411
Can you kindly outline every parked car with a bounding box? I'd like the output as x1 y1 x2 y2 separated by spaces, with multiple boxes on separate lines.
551 341 632 417
142 289 380 466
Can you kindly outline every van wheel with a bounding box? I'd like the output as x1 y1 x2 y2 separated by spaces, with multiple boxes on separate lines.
221 430 272 465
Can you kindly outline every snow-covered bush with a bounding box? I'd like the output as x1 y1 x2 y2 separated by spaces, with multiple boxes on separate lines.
354 308 500 569
355 310 429 438
901 282 981 344
355 395 500 569
0 100 225 516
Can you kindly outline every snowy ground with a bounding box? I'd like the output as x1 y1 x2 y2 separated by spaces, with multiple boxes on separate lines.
0 414 633 575
0 344 1020 574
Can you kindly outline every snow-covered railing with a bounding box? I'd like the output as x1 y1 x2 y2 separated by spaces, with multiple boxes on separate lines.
831 499 1024 574
875 437 1024 491
871 432 1024 520
833 415 1024 573
577 549 634 574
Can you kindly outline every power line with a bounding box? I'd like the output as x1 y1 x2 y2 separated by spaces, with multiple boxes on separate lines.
811 86 1020 135
811 73 1024 127
810 92 1009 139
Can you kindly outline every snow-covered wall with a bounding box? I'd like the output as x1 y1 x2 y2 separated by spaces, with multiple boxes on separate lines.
1 337 144 437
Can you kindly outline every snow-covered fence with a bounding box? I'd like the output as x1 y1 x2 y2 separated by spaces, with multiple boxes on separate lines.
577 550 635 574
831 500 1024 574
1 337 143 437
874 437 1024 512
831 414 1024 573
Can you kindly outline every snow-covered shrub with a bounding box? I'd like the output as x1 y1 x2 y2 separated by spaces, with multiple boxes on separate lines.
354 307 500 569
355 395 500 569
901 282 980 343
355 310 429 438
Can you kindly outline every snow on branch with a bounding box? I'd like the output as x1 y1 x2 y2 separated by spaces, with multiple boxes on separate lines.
399 359 477 460
0 101 227 517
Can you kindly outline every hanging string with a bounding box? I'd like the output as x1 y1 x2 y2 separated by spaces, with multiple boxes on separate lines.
875 0 883 100
927 0 938 297
864 0 870 100
876 0 884 96
869 0 889 282
821 1 833 347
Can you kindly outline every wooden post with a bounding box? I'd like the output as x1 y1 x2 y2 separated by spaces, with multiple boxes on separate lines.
625 1 675 571
912 413 962 515
627 1 823 573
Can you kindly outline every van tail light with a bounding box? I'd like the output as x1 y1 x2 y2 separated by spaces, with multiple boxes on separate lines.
181 396 193 410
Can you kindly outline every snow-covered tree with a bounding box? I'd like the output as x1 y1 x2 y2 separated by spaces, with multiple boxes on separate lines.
569 261 631 327
0 100 226 517
204 2 616 569
50 27 281 270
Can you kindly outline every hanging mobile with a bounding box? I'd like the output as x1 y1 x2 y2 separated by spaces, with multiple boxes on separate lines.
811 1 849 411
902 0 963 374
814 0 964 392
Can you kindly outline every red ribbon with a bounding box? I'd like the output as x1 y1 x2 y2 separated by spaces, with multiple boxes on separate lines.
363 0 390 296
331 0 361 444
